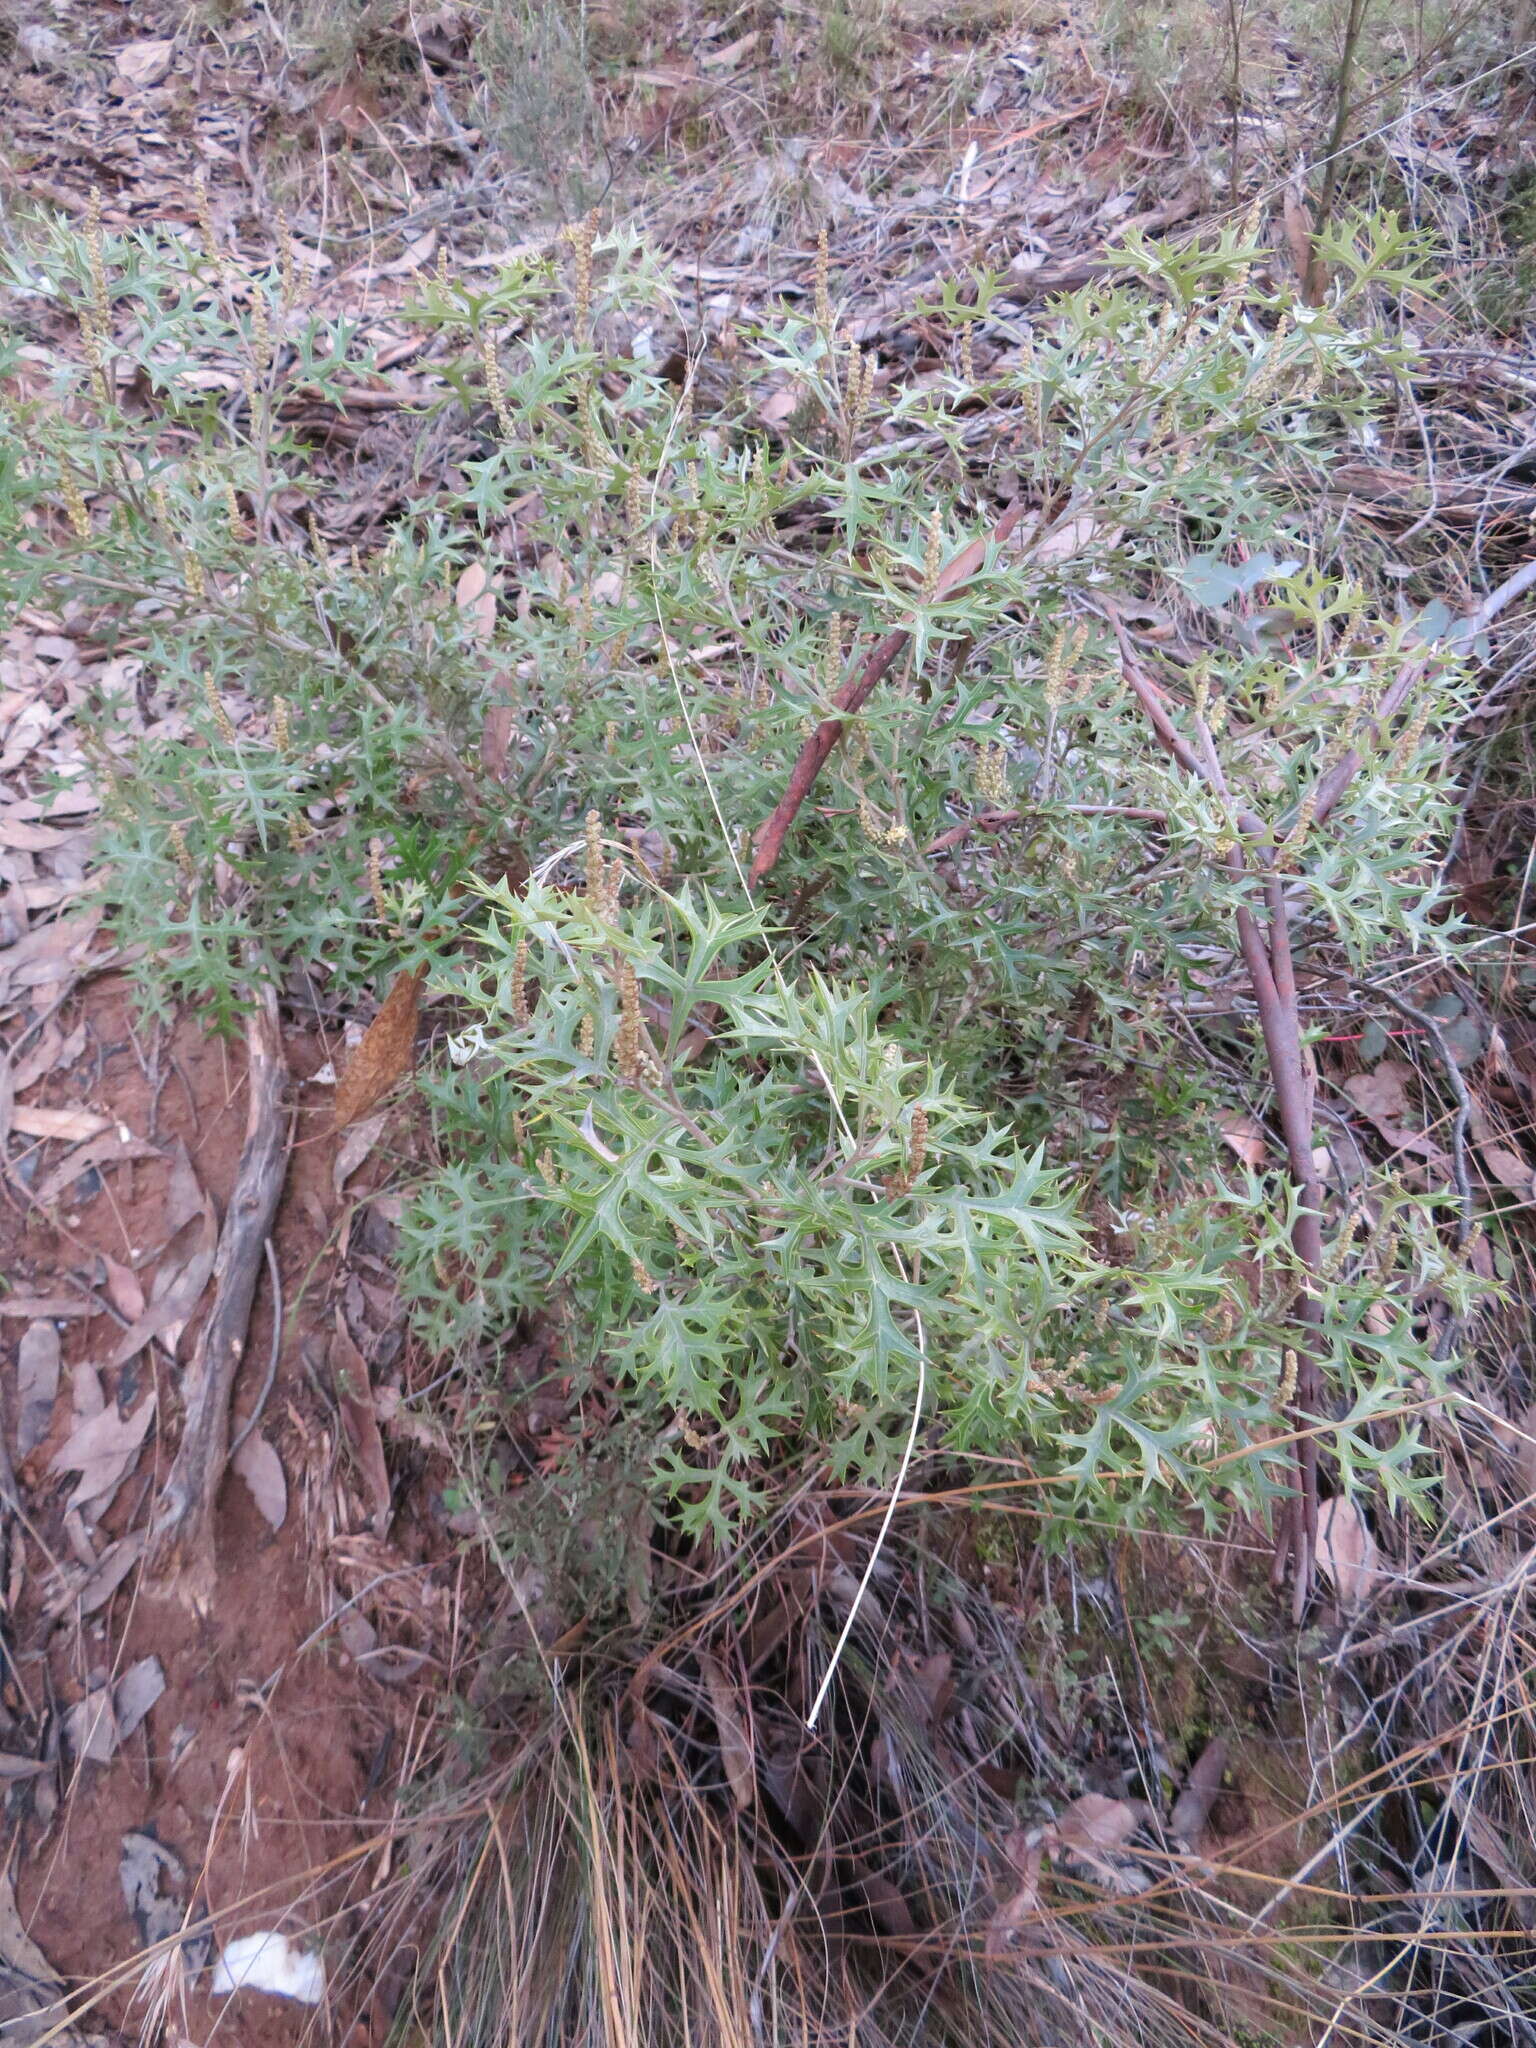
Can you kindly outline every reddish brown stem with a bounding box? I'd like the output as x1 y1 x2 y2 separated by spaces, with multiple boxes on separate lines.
1110 619 1419 1611
1119 627 1431 1607
749 499 1030 886
1232 891 1324 1610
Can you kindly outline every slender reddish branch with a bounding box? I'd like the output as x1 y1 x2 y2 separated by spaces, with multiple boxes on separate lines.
1310 662 1420 831
1110 620 1428 1609
1117 617 1437 1607
749 499 1031 886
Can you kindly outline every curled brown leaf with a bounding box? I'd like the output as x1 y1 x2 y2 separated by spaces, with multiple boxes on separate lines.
334 969 423 1130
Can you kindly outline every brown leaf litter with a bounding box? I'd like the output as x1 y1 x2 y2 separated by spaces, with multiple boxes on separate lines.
2 965 465 2048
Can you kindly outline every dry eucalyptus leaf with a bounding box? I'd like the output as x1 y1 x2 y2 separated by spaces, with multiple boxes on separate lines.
64 1532 146 1623
1218 1112 1268 1169
1467 1106 1535 1199
114 1657 165 1742
481 702 515 781
9 1105 111 1142
1282 184 1315 282
699 1651 755 1811
0 1871 80 2048
9 1020 86 1095
1055 1792 1140 1857
1316 1496 1382 1609
115 37 174 87
987 1829 1044 1955
701 26 757 66
455 562 496 642
333 1111 388 1199
107 1199 217 1369
0 816 78 853
163 1142 207 1234
16 1319 61 1456
372 1382 446 1452
70 1358 104 1422
0 701 52 773
21 780 99 821
854 1866 915 1938
36 1132 158 1208
378 228 437 276
101 1255 145 1323
1032 514 1105 566
538 551 573 599
1344 1060 1410 1121
907 1650 953 1731
1342 1062 1443 1161
50 1393 155 1512
232 1430 288 1531
0 906 103 1001
334 969 423 1130
1169 1738 1229 1847
64 1686 118 1765
1480 1144 1534 1198
62 1506 97 1567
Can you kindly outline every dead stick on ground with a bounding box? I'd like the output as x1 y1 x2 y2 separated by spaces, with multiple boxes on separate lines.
749 498 1031 886
152 980 289 1605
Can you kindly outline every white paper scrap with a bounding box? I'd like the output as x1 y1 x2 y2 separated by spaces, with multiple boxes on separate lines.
210 1931 326 2005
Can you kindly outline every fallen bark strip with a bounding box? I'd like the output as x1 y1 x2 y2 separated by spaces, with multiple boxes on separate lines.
151 980 289 1605
749 499 1031 885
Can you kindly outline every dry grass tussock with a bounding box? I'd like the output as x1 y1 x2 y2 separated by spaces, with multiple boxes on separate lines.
331 1459 1536 2048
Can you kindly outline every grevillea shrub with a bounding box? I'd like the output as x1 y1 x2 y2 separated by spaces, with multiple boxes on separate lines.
3 204 1483 1542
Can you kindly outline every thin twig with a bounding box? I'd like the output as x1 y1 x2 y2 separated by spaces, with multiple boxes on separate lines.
806 1290 928 1732
1304 0 1374 303
1468 553 1536 636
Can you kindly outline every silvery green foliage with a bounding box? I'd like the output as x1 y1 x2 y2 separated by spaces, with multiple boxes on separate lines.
2 206 1481 1537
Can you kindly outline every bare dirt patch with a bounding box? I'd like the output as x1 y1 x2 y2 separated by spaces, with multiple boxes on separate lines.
3 967 454 2044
